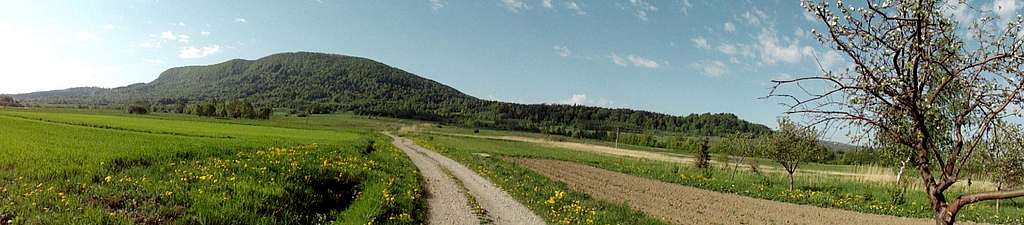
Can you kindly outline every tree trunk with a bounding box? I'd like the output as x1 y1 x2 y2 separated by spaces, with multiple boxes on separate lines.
731 157 742 180
995 182 1004 216
934 208 955 225
788 172 795 191
895 156 910 186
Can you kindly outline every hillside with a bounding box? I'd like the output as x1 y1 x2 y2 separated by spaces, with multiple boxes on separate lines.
11 52 771 137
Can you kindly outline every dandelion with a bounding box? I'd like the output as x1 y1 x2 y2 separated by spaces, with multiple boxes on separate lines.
104 176 112 183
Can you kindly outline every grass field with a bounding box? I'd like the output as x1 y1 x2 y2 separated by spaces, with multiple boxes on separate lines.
408 132 1024 224
5 106 1022 225
0 108 424 224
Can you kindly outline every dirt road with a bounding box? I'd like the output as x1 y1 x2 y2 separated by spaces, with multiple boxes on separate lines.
386 133 545 225
513 158 939 225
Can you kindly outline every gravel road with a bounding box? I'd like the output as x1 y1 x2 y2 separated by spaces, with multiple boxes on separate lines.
387 133 545 225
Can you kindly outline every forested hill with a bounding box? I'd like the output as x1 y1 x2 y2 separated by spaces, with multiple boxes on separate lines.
12 52 771 137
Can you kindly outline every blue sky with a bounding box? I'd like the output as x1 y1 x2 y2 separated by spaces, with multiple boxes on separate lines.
0 0 935 141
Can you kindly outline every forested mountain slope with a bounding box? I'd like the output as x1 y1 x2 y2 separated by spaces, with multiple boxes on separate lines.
12 52 771 137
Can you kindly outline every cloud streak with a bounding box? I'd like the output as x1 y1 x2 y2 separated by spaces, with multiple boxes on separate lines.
627 0 658 22
501 0 527 12
611 53 661 69
691 60 726 77
178 45 221 59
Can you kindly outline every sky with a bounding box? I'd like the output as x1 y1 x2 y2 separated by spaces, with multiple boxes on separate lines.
0 0 1009 142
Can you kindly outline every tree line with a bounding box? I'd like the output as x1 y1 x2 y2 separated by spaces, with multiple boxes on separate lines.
124 99 272 120
0 95 21 107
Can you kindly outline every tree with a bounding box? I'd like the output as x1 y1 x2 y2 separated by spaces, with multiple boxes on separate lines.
0 96 21 107
986 122 1024 214
174 101 187 114
127 105 149 114
771 1 1024 223
720 134 764 180
764 117 820 191
695 137 711 170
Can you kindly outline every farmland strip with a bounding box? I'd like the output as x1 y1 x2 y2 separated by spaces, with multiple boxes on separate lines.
513 158 941 225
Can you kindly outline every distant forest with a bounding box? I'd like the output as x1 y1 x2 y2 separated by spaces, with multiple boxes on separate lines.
11 52 772 138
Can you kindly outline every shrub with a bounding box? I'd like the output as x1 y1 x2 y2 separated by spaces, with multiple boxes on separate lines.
127 105 149 114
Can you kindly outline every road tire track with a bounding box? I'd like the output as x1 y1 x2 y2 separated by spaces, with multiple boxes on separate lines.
386 133 545 225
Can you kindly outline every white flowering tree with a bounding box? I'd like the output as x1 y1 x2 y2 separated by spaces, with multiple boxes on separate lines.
771 0 1024 224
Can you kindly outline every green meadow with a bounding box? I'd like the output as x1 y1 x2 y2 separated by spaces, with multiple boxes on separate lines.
0 108 423 225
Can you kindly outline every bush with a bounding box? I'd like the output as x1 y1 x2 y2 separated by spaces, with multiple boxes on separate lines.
127 105 149 114
0 95 21 107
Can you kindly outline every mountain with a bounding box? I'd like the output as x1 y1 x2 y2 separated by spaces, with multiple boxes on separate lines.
11 52 771 137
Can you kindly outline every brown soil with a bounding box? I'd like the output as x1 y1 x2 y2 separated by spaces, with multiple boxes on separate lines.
512 158 941 225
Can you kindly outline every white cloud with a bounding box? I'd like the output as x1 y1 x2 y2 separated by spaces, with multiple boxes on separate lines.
429 0 446 11
234 18 247 23
723 22 736 32
757 28 806 64
501 0 528 13
177 34 191 43
542 0 554 8
553 45 572 57
611 54 628 66
717 43 737 55
691 60 726 77
138 40 161 49
741 9 767 25
941 0 974 23
729 57 740 64
565 1 586 15
627 0 658 22
156 31 192 43
994 0 1020 20
560 94 612 107
76 32 98 41
984 0 1021 27
200 31 211 36
627 54 660 68
679 0 692 15
691 36 710 49
794 27 806 38
159 31 177 40
815 49 847 71
178 45 221 59
611 53 661 69
803 11 816 22
775 73 793 81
